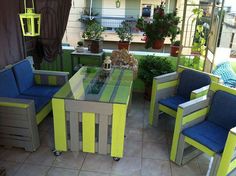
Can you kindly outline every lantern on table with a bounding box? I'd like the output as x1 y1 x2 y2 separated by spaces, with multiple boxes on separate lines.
19 0 41 37
103 56 112 72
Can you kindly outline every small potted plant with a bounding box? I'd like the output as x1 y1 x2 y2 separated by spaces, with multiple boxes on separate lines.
170 40 181 57
138 55 174 100
75 41 84 52
82 21 105 53
115 21 133 50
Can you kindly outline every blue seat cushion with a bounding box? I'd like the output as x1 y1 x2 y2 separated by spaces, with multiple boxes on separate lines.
16 95 51 113
22 86 60 98
0 69 20 98
182 121 228 153
207 90 236 130
177 69 211 100
13 60 34 93
159 96 187 111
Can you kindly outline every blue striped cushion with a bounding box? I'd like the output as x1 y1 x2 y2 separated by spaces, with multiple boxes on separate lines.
212 62 236 88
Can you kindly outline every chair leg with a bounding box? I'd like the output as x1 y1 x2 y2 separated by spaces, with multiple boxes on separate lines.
175 134 185 165
152 104 160 127
207 154 221 176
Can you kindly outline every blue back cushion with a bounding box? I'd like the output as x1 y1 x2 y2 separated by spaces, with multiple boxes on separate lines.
13 60 34 93
0 69 19 98
207 90 236 130
177 69 211 100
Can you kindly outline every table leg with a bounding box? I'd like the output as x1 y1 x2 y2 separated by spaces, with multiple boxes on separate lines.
52 98 67 152
111 104 127 158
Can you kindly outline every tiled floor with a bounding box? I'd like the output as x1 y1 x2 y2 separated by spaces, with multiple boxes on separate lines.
0 93 211 176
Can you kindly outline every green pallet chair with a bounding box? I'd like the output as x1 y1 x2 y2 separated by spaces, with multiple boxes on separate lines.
149 66 220 126
170 82 236 176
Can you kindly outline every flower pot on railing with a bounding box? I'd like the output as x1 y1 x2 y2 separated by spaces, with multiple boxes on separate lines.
152 39 165 49
118 41 130 50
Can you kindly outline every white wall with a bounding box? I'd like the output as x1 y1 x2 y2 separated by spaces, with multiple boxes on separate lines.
62 0 86 46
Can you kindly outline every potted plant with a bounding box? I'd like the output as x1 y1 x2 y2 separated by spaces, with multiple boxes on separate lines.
75 41 84 52
115 21 133 50
138 55 174 100
82 21 105 53
170 40 181 57
143 2 181 50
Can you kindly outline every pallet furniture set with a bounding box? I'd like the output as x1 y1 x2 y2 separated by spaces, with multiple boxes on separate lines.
149 65 220 126
52 67 133 160
0 59 68 151
170 82 236 176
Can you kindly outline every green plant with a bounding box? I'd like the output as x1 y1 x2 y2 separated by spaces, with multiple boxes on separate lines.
172 40 181 46
192 8 206 56
79 9 99 26
82 21 105 40
115 21 133 42
143 2 181 48
77 41 84 47
136 17 146 31
138 55 174 86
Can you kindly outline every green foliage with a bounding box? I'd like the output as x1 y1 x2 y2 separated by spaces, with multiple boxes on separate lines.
115 21 133 42
180 56 203 71
172 40 181 46
192 8 207 56
138 55 174 86
77 41 84 46
82 21 105 40
136 17 146 31
79 9 99 26
143 2 181 48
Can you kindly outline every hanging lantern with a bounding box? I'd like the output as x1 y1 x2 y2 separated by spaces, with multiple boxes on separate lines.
116 0 121 8
103 56 112 72
19 0 41 37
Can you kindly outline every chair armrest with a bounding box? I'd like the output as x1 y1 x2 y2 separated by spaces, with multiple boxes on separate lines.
190 85 210 100
33 70 69 86
0 97 34 109
179 96 210 117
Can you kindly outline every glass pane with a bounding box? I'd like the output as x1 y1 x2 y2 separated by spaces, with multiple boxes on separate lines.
54 67 133 104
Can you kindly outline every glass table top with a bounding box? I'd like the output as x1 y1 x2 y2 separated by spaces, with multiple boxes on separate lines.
54 67 133 104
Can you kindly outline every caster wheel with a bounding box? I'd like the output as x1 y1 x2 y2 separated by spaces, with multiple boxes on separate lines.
53 151 61 156
113 157 120 161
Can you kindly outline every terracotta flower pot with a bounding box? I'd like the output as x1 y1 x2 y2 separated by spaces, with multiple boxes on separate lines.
170 45 182 57
152 39 165 49
118 41 130 50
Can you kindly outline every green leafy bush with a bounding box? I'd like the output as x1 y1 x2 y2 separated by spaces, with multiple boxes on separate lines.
138 56 174 86
82 22 105 40
115 21 133 42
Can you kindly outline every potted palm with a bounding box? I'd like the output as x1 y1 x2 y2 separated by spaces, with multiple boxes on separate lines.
82 22 105 53
115 21 133 50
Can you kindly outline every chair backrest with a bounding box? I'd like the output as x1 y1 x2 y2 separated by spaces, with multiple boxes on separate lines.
0 68 20 98
12 60 34 93
177 69 211 100
207 90 236 130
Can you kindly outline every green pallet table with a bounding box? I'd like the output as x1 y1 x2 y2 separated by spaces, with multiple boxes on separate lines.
52 67 133 160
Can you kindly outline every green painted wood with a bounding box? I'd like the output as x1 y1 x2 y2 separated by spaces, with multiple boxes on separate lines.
100 69 122 102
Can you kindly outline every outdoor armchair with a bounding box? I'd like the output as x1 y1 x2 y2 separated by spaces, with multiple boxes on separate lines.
0 59 69 151
149 66 220 126
170 82 236 176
